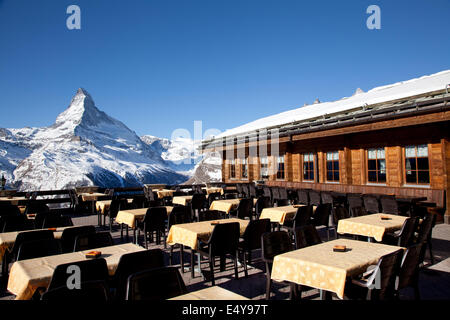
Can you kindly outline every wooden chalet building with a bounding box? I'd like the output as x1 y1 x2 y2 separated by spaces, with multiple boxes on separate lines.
201 70 450 223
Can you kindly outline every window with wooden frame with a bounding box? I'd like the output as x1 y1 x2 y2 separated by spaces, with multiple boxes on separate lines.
404 145 429 184
303 153 315 181
260 156 269 180
326 151 339 182
367 148 386 183
241 157 248 179
230 159 236 179
277 155 285 180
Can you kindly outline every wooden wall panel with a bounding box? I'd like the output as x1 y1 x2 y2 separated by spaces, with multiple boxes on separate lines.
430 142 445 189
386 146 402 187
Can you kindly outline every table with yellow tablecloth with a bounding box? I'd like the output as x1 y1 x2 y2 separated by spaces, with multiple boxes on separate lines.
96 199 133 214
167 218 249 251
172 195 193 206
209 199 241 214
0 227 72 264
259 205 304 224
337 213 408 242
169 286 249 300
202 187 224 195
271 239 403 299
156 189 175 199
7 243 145 300
115 206 173 229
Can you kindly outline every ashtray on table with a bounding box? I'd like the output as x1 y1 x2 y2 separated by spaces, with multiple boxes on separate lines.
333 245 347 252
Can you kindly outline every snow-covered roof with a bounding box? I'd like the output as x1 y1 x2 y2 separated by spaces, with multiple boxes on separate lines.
215 70 450 139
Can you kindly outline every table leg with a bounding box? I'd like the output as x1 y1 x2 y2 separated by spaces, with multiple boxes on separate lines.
180 245 184 273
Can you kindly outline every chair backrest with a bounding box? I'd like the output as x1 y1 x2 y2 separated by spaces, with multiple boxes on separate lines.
398 243 423 291
263 187 272 200
143 207 168 231
312 203 332 227
347 194 363 211
131 196 146 209
397 217 419 247
198 210 223 221
109 198 128 218
294 224 322 249
125 266 187 300
207 222 240 256
292 205 313 228
363 195 381 214
47 258 109 291
271 187 280 200
1 214 32 232
278 188 288 200
241 184 250 198
241 219 271 251
249 183 257 198
74 231 114 251
380 197 399 215
333 205 350 224
261 231 293 263
416 213 436 244
60 225 96 253
236 184 243 195
367 249 403 300
113 249 165 300
308 190 321 206
41 280 110 301
34 212 51 229
0 204 21 217
144 187 156 201
12 229 55 260
276 199 290 207
321 192 334 205
224 193 238 199
167 206 191 228
207 192 222 207
42 214 74 229
25 202 49 215
191 193 206 210
350 206 367 217
255 196 271 218
297 190 309 205
236 198 253 219
17 238 62 261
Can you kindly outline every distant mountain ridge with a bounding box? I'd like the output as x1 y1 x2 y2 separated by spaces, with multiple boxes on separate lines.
0 88 197 191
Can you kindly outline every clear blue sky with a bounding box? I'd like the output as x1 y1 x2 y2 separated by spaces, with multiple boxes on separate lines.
0 0 449 139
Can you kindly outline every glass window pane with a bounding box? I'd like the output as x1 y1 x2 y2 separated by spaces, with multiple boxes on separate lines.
334 161 339 171
327 161 333 171
417 158 429 170
377 148 385 159
405 171 416 183
368 149 376 159
327 172 333 181
378 173 386 182
334 171 339 181
333 152 339 160
368 171 377 182
308 162 314 171
418 171 430 184
326 153 333 161
368 159 377 170
378 159 386 171
405 146 416 158
417 145 428 157
405 158 416 171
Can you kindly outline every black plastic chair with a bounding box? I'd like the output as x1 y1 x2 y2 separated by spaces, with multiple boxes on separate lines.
383 217 419 247
263 187 273 205
415 213 437 265
396 243 423 300
197 222 240 286
320 192 334 205
25 202 50 215
125 266 187 300
241 184 250 198
190 193 207 221
198 210 223 222
112 249 165 300
0 214 33 232
380 196 400 215
42 215 74 228
207 192 222 208
236 184 243 198
271 188 280 204
41 280 111 301
296 190 309 205
347 194 363 213
363 195 380 214
230 198 253 220
345 249 403 300
282 205 313 235
293 224 322 249
137 207 168 249
0 204 21 217
238 219 271 277
254 196 271 219
60 225 97 253
278 188 288 201
249 183 257 198
45 258 109 293
308 190 321 206
351 206 368 217
16 238 62 261
332 205 351 236
74 231 114 251
167 206 192 265
261 231 293 299
106 198 128 232
311 203 333 240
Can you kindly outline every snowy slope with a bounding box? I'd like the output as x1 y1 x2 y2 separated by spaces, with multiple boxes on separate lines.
217 70 450 138
0 88 189 191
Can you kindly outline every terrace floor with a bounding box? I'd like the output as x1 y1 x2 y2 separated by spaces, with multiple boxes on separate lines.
1 212 450 301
